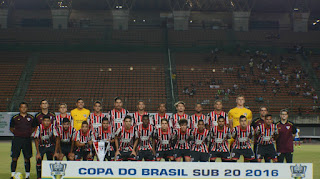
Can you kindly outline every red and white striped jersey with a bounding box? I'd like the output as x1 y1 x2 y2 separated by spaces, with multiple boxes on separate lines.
191 128 210 153
172 113 190 129
58 125 76 145
154 128 173 151
256 124 278 145
210 126 231 152
54 114 72 127
133 111 149 126
88 112 106 131
95 125 114 151
108 108 129 131
231 125 254 149
173 128 193 150
190 113 207 129
34 124 59 147
136 124 154 151
152 113 171 129
74 129 95 152
207 111 229 128
115 126 137 152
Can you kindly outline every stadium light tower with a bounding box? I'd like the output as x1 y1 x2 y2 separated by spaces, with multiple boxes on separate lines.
105 0 136 30
46 0 72 29
0 0 14 29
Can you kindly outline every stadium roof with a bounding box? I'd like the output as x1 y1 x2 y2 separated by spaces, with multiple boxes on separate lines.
13 0 320 13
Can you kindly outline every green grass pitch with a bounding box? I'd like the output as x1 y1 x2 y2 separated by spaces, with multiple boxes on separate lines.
0 141 319 179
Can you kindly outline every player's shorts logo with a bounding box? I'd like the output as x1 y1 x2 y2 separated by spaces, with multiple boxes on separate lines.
290 164 307 178
50 162 67 179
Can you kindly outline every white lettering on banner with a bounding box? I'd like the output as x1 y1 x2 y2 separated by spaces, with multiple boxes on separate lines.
42 161 313 179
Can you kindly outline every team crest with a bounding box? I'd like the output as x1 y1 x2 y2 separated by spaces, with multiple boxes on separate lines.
27 118 31 121
286 126 290 129
84 114 87 117
243 113 247 116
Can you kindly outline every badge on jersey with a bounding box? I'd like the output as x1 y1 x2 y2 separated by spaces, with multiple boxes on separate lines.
286 126 290 129
27 118 31 121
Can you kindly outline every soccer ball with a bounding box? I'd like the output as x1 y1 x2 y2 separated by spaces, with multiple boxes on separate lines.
13 172 23 179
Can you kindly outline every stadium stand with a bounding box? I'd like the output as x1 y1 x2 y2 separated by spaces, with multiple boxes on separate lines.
0 52 29 111
23 52 166 112
174 52 316 114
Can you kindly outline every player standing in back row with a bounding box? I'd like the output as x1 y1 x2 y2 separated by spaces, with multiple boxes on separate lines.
172 101 190 129
207 100 229 129
35 99 56 126
109 97 130 132
152 103 171 129
88 101 106 131
133 100 149 126
190 103 207 129
71 98 90 131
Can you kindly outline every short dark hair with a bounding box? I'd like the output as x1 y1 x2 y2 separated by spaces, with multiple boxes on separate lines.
19 102 28 108
265 114 272 118
82 121 88 125
43 115 50 120
218 116 225 121
239 115 247 120
124 115 132 121
142 115 149 119
260 106 268 111
102 117 109 122
114 97 122 102
158 103 166 108
76 98 83 102
40 99 48 105
198 119 204 124
94 101 102 105
280 109 289 115
62 118 70 123
179 119 188 125
161 118 168 123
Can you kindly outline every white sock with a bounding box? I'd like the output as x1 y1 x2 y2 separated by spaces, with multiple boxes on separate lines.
25 172 30 178
11 172 15 177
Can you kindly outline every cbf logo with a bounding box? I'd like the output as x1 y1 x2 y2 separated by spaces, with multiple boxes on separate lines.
50 162 67 179
290 164 307 178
